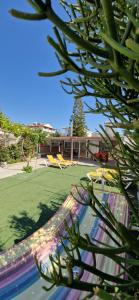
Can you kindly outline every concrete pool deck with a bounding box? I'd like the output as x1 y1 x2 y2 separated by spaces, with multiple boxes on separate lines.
0 159 96 180
0 159 47 179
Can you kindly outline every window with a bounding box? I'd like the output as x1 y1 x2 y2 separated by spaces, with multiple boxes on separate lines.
64 142 71 149
73 142 79 149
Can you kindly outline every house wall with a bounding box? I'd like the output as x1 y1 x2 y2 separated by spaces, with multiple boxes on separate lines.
0 133 20 147
88 141 99 155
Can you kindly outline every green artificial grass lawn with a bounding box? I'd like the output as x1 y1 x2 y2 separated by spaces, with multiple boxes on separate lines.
0 165 120 251
0 165 94 250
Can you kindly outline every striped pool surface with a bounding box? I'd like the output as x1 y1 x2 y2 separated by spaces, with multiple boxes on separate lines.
0 188 88 299
0 191 128 300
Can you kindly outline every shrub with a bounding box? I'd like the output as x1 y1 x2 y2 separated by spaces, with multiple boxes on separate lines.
7 144 21 162
0 147 10 163
22 165 32 173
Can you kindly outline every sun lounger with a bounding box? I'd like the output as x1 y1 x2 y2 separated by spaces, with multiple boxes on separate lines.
97 168 132 189
47 155 68 169
97 168 118 175
87 168 118 186
57 154 77 165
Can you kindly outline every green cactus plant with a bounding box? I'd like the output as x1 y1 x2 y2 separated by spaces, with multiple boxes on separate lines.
10 0 139 298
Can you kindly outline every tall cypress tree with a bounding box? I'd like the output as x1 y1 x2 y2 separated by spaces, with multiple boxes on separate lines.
70 98 87 136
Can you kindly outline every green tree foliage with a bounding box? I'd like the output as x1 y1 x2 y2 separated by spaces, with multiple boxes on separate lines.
51 130 62 137
0 112 12 133
10 0 139 298
70 98 87 136
0 112 23 137
0 113 47 164
21 128 47 164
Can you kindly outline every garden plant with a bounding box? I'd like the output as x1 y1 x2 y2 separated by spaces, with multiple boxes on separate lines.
0 112 47 165
10 0 139 299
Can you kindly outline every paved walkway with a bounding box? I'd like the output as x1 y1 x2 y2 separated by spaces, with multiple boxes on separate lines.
0 159 96 180
0 158 47 179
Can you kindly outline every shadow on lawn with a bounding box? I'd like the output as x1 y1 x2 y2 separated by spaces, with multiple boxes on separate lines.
9 194 67 245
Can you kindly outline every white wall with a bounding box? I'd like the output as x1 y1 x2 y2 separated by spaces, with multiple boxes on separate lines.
88 141 99 156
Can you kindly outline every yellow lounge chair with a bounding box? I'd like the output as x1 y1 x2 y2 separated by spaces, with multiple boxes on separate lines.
97 168 118 176
87 168 118 184
87 171 104 182
47 155 68 169
57 154 77 165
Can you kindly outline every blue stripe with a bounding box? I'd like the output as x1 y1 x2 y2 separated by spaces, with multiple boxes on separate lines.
1 197 87 299
48 192 108 300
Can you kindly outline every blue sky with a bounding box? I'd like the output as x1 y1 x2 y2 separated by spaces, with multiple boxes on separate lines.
0 1 107 131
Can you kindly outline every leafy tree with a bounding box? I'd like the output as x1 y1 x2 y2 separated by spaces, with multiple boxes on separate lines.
0 112 23 137
0 112 11 132
0 113 47 164
10 0 139 298
21 128 47 165
51 130 62 137
70 97 87 136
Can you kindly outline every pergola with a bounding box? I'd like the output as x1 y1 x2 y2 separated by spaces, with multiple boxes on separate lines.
46 135 116 161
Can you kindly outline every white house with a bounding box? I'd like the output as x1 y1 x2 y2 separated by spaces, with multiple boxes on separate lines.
28 122 56 135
